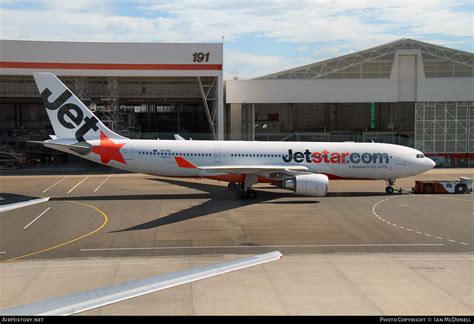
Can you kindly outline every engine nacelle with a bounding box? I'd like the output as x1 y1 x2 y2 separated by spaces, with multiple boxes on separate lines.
282 174 329 197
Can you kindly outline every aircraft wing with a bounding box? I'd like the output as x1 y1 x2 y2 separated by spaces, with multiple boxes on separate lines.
174 157 308 175
199 165 309 174
0 251 282 316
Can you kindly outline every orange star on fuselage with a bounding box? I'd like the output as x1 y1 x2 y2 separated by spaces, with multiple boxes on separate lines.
91 132 126 164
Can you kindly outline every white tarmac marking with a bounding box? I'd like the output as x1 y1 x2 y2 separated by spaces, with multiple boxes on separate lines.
24 207 51 230
16 256 474 269
80 243 444 252
94 175 111 193
0 252 6 254
67 176 90 194
371 195 470 247
43 175 71 193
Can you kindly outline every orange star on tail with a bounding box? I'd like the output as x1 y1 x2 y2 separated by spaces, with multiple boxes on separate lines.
91 132 126 164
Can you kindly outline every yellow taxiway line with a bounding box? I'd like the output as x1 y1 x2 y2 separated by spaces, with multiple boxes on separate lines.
0 201 108 263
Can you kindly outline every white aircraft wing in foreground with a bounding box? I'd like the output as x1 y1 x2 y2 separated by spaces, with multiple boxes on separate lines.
1 251 282 315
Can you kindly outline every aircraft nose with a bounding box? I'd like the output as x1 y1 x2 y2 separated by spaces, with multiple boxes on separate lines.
428 157 436 168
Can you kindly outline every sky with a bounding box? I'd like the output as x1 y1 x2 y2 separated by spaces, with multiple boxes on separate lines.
0 0 472 79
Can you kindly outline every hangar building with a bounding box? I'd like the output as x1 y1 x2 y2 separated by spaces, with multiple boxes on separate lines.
226 39 473 167
0 38 472 168
0 40 223 163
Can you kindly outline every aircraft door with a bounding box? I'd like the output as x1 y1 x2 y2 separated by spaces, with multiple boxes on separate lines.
214 148 221 163
395 149 406 165
122 142 133 160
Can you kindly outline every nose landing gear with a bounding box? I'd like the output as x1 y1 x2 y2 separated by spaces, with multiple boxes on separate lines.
385 186 395 194
385 179 397 194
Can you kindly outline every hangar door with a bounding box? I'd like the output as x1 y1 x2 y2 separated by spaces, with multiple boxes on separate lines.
398 55 417 102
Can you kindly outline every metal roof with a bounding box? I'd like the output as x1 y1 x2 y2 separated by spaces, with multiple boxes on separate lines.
256 38 473 79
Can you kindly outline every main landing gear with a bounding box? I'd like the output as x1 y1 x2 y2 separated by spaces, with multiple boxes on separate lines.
385 179 397 194
228 174 258 199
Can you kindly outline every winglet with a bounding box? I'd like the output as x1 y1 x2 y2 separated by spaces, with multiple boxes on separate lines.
173 134 186 140
175 156 198 168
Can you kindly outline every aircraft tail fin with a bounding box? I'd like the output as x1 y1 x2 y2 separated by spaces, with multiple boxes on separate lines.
32 72 127 142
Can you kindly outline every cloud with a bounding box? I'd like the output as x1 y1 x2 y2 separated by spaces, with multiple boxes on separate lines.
0 0 471 78
313 44 357 61
2 1 471 42
224 49 313 80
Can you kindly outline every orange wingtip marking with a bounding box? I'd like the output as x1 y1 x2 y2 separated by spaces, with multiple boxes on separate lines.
175 156 197 168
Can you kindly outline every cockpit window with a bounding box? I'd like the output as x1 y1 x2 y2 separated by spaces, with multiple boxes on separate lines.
416 154 425 158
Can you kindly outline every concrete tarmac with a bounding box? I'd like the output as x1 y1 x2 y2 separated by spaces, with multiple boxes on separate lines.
0 168 472 314
0 253 472 315
0 168 472 260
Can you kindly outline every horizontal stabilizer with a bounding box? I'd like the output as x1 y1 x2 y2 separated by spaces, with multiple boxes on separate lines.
28 140 91 155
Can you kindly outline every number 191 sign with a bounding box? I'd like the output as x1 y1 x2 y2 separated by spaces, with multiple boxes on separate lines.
193 52 210 62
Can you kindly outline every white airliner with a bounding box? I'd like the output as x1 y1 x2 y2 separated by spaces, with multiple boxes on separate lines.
32 72 435 198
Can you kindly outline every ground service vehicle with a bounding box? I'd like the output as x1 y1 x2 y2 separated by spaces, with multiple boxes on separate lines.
412 177 472 194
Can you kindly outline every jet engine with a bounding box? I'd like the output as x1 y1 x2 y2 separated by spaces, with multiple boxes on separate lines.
280 174 329 197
